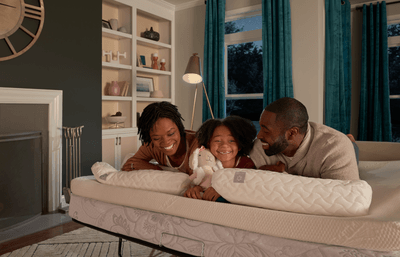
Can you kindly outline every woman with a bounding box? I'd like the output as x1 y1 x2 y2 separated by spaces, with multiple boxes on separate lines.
121 101 198 174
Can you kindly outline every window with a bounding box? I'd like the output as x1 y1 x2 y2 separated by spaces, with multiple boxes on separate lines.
388 16 400 142
225 5 263 131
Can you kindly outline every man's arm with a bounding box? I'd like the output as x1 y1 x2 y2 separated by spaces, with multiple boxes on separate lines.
319 136 360 180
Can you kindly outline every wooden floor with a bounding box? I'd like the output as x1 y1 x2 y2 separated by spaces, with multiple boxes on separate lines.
0 221 83 256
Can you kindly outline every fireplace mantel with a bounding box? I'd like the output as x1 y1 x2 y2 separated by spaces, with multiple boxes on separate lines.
0 87 63 212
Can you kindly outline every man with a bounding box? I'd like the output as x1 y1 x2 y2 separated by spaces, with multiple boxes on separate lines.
250 97 359 180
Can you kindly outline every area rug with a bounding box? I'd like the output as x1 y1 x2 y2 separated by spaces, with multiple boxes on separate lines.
0 227 175 257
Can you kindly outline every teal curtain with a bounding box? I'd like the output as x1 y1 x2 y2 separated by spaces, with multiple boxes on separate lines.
203 0 225 121
325 0 352 134
262 0 293 107
359 2 392 141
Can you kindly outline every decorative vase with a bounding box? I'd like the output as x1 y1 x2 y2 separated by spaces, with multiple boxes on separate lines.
143 27 160 41
109 19 118 30
109 81 120 96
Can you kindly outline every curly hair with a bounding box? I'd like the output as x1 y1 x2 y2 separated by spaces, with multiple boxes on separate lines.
265 97 309 134
196 115 257 156
138 101 185 145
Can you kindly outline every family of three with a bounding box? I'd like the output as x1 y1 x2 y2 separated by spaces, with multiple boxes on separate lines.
121 97 359 202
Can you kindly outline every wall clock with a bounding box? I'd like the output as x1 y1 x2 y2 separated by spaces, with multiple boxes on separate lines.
0 0 45 61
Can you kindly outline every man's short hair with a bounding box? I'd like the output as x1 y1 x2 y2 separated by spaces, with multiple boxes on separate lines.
265 97 309 134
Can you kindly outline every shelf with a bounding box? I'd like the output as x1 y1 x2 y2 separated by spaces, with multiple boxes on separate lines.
102 28 132 40
136 67 171 75
102 62 132 70
136 37 171 49
102 96 133 101
102 0 174 162
137 97 171 102
102 127 138 137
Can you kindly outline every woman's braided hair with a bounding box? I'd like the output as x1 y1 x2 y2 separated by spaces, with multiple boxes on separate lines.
138 101 185 145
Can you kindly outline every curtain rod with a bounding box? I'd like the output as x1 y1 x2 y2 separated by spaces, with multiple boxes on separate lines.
354 0 400 11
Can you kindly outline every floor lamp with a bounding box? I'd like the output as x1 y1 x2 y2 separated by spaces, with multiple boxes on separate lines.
182 53 214 130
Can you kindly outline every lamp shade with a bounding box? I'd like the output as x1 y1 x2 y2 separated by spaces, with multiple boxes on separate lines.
182 53 203 84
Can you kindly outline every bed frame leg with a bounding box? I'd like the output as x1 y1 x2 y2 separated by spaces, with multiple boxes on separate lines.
118 237 122 257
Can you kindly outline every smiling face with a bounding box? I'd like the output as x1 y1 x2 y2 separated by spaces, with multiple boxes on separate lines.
149 118 181 156
208 125 239 168
257 111 289 156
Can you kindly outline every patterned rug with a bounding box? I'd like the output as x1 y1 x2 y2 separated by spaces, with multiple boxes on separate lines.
0 227 175 257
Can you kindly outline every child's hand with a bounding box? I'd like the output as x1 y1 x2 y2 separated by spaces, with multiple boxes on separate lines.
184 185 203 199
347 134 356 143
259 161 285 172
202 187 221 201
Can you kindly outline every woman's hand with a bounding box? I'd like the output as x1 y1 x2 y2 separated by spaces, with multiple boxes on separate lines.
183 185 203 199
202 187 221 201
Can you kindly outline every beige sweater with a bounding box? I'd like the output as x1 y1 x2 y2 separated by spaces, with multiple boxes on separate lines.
250 122 359 180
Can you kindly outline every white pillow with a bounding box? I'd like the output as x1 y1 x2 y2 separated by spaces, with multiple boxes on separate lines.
212 168 373 216
91 162 190 196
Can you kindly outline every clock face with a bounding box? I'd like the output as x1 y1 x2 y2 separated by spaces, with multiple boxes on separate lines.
0 0 44 61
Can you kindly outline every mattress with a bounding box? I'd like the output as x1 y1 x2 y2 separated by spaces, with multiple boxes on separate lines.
69 160 400 253
69 194 396 257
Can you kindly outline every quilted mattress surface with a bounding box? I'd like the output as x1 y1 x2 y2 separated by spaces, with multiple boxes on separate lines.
212 168 372 216
91 162 372 216
71 160 400 251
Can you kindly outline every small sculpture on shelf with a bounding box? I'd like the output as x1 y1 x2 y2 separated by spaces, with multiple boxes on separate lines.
103 50 126 65
160 59 166 71
152 53 158 69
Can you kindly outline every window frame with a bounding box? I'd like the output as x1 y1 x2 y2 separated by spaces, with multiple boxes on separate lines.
224 5 263 102
388 14 400 100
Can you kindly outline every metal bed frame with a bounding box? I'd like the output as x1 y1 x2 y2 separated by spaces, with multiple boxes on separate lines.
72 219 197 257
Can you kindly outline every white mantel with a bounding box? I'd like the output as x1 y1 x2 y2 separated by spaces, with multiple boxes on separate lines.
0 87 63 212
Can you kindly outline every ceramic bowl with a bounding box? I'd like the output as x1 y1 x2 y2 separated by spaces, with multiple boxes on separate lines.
106 116 126 123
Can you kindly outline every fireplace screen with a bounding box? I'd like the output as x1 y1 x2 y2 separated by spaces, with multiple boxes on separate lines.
0 132 43 231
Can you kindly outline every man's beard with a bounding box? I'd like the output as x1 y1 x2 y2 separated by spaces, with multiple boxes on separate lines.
264 134 289 156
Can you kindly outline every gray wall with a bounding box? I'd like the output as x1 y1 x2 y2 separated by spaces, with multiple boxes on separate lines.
0 1 102 183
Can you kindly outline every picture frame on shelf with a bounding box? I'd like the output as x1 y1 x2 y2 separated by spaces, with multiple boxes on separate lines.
140 55 146 66
136 77 154 97
137 54 144 67
137 54 147 68
102 19 111 29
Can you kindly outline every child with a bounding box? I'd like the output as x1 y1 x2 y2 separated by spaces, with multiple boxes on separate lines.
196 115 257 169
184 115 284 202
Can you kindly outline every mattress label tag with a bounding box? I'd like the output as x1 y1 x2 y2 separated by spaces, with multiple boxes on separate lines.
233 171 246 183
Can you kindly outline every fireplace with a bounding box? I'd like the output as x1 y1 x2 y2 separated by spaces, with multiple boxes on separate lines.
0 87 62 213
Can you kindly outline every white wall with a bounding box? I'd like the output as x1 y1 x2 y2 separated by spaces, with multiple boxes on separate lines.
291 0 325 123
175 0 326 130
175 4 206 131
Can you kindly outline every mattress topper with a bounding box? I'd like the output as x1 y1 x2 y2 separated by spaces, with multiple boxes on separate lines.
71 160 400 251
